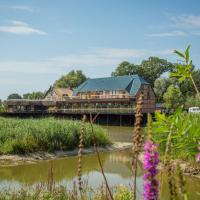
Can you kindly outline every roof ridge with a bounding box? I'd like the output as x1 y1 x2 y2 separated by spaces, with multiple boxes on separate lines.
87 74 138 81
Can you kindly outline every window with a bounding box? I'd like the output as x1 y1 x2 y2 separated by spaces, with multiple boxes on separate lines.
147 91 150 99
112 90 117 95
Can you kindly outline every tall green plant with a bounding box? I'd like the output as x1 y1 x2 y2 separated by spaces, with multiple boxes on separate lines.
172 45 200 100
152 110 200 160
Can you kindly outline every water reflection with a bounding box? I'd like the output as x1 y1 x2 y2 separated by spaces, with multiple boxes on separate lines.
102 125 132 142
0 151 133 186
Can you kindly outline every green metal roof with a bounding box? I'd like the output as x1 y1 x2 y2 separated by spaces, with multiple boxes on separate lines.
72 75 149 96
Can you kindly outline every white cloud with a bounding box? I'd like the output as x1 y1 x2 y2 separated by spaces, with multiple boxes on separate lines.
146 30 187 37
0 20 46 35
11 20 28 26
0 48 173 75
93 48 144 58
0 47 175 99
170 14 200 29
11 5 33 12
146 14 200 37
192 31 200 36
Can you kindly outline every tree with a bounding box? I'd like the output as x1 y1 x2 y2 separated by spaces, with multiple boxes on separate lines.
7 93 22 100
154 78 176 102
185 95 200 109
23 92 44 100
163 85 183 110
54 70 87 89
0 99 5 112
111 57 175 85
111 61 136 76
178 69 200 97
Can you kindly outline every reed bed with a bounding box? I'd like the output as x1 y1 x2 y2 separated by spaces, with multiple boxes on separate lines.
0 117 110 154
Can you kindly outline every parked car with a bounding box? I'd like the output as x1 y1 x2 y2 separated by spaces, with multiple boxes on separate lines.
188 107 200 113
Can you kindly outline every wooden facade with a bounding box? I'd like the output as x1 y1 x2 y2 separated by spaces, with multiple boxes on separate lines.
44 87 73 100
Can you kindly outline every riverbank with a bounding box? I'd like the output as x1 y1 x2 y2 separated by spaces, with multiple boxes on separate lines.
0 142 132 166
1 142 199 180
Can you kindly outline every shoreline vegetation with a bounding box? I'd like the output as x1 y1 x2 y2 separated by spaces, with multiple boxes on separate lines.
0 117 110 155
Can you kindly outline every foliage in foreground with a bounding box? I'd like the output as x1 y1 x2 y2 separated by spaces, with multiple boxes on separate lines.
152 110 200 161
0 185 133 200
0 117 110 154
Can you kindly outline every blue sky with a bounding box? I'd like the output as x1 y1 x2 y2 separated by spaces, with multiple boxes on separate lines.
0 0 200 99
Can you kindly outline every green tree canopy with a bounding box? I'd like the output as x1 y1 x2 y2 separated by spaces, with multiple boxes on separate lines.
163 85 183 110
7 93 22 100
23 92 44 100
154 78 176 102
179 69 200 97
184 95 200 108
54 70 87 89
111 57 175 85
0 99 5 112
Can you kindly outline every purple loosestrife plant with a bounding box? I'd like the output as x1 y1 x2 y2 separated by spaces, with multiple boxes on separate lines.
197 153 200 162
143 141 159 200
197 141 200 162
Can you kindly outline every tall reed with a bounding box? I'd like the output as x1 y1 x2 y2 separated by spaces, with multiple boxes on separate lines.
132 94 144 199
77 115 86 194
0 117 109 154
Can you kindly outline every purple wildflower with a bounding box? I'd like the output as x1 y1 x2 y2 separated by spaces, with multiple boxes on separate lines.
197 141 200 162
196 153 200 162
143 141 159 200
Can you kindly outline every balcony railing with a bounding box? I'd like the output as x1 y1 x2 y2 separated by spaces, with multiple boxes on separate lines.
74 94 131 100
52 107 136 114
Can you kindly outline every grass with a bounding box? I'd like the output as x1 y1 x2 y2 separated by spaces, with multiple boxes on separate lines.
0 117 110 154
0 185 133 200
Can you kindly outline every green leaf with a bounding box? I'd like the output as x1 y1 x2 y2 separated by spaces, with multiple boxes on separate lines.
174 50 185 59
185 45 191 63
170 72 181 78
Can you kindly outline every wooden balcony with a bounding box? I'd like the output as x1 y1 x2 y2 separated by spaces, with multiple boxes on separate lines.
75 94 130 100
50 107 136 114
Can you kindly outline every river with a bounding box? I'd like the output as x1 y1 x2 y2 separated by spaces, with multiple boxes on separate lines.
0 125 199 199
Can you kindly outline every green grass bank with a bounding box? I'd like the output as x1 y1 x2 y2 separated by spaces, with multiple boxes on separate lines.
0 117 110 154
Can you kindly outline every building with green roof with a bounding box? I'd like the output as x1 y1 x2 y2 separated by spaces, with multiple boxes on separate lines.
5 75 156 114
72 75 156 113
73 75 149 97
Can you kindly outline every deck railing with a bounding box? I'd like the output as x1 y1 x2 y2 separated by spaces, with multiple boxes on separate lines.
53 107 136 114
74 94 130 99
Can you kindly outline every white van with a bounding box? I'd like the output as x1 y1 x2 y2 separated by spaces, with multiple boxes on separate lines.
188 107 200 113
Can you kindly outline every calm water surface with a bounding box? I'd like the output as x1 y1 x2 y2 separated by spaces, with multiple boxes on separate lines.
0 125 199 199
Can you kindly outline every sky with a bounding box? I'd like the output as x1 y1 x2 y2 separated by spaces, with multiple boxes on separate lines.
0 0 200 99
